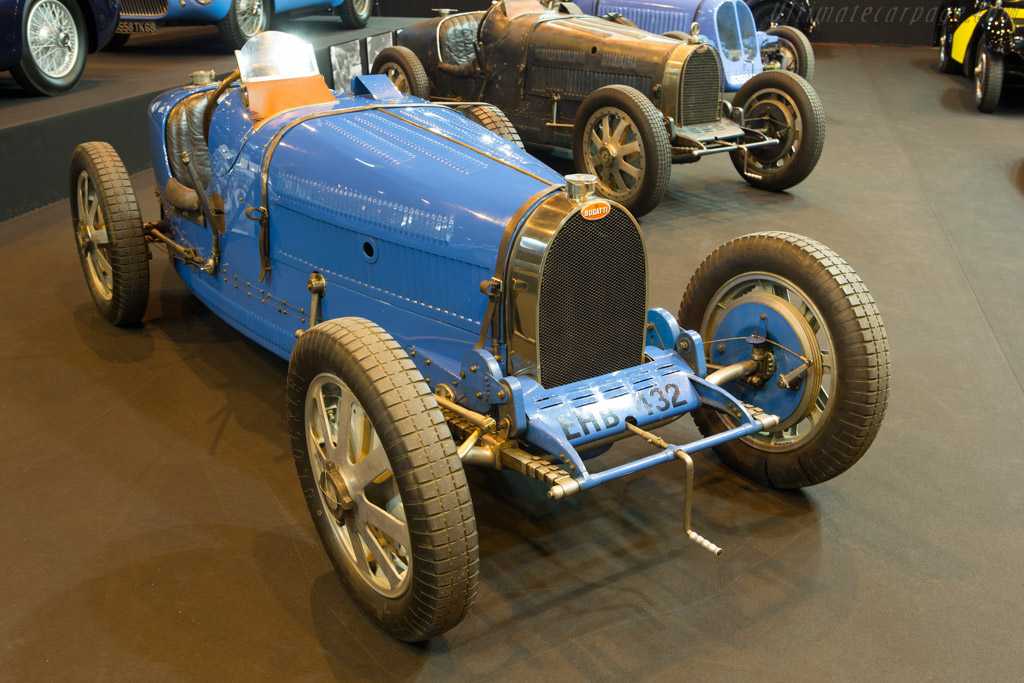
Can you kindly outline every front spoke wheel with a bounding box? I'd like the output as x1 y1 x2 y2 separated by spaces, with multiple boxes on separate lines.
289 319 478 641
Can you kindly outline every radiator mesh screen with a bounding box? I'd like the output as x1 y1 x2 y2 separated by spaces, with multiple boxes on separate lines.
680 49 722 126
537 207 647 388
119 0 168 17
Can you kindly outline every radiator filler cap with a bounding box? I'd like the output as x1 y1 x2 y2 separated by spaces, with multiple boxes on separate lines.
565 174 598 203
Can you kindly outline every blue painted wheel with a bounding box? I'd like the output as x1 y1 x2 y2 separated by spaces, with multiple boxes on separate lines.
679 232 890 488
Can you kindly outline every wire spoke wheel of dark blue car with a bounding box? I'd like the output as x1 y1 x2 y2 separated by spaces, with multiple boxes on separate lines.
679 232 889 489
287 318 478 642
11 0 87 96
218 0 270 51
337 0 372 29
730 71 824 192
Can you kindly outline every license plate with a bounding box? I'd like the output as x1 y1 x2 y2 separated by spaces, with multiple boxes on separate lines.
116 21 157 34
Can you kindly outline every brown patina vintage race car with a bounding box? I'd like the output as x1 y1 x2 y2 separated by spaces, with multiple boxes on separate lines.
375 0 825 216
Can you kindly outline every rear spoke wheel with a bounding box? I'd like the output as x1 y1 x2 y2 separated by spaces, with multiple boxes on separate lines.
68 142 150 326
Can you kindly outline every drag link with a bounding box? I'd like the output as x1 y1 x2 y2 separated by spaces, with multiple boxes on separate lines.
434 393 497 432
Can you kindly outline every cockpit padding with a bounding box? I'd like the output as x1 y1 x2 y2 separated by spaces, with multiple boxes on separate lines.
166 91 212 192
439 12 483 66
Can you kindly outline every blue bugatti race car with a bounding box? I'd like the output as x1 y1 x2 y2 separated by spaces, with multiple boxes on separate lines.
568 0 816 89
69 32 890 641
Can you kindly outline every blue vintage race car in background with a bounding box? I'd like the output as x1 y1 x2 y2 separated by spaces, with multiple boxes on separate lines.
569 0 815 89
747 0 816 33
69 32 890 641
0 0 118 95
113 0 370 50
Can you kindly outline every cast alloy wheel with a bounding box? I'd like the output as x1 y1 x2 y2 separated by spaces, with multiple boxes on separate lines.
379 62 410 93
975 50 986 100
68 142 150 326
937 15 960 74
699 272 833 446
741 87 803 170
765 26 814 81
582 107 646 201
337 0 372 28
26 0 79 79
75 169 114 303
371 46 430 99
288 318 478 641
572 84 671 217
304 371 412 598
772 40 799 71
973 42 1003 113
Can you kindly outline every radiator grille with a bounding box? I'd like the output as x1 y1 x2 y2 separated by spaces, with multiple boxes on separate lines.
679 48 722 126
537 206 647 389
120 0 168 18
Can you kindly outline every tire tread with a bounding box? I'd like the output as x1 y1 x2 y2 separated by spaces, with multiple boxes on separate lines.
460 104 525 148
69 142 149 326
766 25 815 81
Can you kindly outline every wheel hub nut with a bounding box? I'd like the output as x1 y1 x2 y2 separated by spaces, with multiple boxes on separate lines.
321 467 354 520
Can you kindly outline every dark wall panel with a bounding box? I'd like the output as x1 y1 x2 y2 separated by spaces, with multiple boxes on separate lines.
378 0 486 17
0 93 156 223
377 0 943 45
811 1 941 45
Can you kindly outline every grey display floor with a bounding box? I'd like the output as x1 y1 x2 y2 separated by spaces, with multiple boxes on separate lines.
1 45 1022 680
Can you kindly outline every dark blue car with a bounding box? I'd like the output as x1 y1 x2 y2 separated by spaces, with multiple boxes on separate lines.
114 0 371 50
1 0 118 95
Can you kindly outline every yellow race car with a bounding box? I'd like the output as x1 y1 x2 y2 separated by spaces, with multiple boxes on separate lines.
936 1 1024 112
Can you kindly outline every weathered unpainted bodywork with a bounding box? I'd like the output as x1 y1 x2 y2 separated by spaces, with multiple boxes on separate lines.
397 1 729 149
